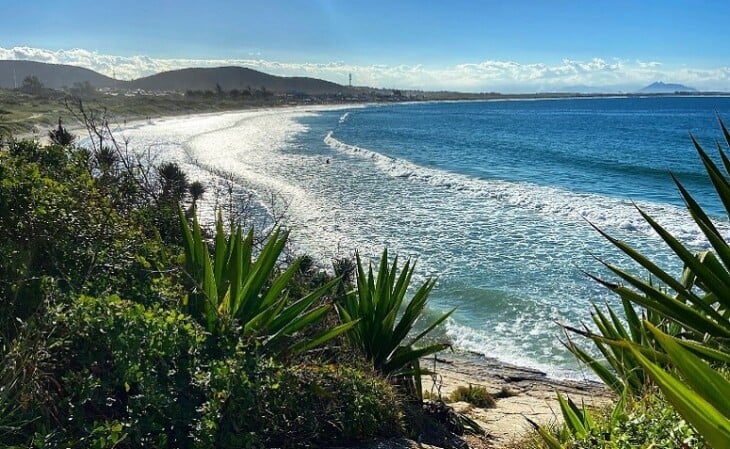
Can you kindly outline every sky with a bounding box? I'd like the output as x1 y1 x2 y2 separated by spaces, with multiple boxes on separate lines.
1 0 729 92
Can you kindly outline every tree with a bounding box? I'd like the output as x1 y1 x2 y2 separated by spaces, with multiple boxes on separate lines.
158 162 189 201
189 181 205 208
19 75 44 95
48 118 76 146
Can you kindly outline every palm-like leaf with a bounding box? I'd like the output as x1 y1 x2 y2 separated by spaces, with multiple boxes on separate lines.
179 209 355 355
338 249 454 398
560 118 730 447
622 322 730 449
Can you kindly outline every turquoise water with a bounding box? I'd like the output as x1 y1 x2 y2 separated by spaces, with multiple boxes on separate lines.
284 97 730 378
125 97 730 379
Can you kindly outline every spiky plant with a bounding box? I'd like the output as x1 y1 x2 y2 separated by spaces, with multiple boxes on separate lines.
48 118 75 146
189 181 205 207
158 162 188 200
337 249 454 398
179 210 355 356
558 118 730 448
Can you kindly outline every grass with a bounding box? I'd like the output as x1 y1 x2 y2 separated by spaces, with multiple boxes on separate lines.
449 385 495 408
0 88 293 136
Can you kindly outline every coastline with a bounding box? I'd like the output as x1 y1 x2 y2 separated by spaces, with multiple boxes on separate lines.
110 105 614 386
27 103 614 446
421 350 612 447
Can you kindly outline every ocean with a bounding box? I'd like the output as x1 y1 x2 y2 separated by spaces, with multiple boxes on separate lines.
122 96 730 379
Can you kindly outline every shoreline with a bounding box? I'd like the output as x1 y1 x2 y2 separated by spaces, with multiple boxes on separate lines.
15 92 730 142
16 102 620 447
24 104 615 446
109 104 610 383
423 350 612 447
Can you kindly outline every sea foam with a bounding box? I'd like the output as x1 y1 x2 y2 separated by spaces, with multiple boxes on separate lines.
324 131 720 249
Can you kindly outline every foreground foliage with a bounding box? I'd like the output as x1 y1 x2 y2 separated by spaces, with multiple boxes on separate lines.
538 118 730 447
528 391 706 449
179 210 355 355
338 250 454 398
0 128 426 448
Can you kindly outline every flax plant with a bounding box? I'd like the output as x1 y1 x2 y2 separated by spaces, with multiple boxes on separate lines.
179 210 355 355
338 249 454 398
548 118 730 448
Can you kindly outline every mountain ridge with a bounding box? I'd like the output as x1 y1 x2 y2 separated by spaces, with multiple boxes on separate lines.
639 81 697 93
0 60 120 90
0 60 350 95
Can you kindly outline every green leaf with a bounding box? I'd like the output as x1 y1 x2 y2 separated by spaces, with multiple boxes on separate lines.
627 341 730 449
557 392 587 438
645 322 730 417
527 418 565 449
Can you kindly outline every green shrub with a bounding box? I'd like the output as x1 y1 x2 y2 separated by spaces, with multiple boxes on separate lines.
198 354 403 448
449 385 495 408
0 139 175 334
530 390 707 449
49 295 207 448
337 249 454 398
178 210 354 355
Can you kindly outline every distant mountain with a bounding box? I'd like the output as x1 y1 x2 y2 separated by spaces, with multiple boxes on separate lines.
0 60 351 95
0 60 121 90
130 66 349 94
639 81 697 93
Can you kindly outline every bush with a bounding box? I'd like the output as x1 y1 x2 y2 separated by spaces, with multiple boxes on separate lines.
0 140 173 317
528 390 707 449
449 385 495 408
49 295 207 448
198 354 403 448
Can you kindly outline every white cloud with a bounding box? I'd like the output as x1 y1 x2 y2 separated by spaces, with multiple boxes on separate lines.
1 46 729 92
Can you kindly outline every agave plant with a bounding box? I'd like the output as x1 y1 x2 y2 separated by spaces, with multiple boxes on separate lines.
337 249 454 398
562 297 676 396
557 118 730 447
530 390 627 449
179 209 355 355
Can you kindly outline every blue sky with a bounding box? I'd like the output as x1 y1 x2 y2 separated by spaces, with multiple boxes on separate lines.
2 0 729 92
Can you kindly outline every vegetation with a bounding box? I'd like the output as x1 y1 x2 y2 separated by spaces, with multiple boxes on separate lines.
448 385 495 408
0 86 288 136
532 119 730 448
9 100 730 448
0 113 473 448
178 210 355 354
525 391 706 449
337 250 454 398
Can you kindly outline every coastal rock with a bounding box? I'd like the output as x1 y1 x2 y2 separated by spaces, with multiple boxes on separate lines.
421 351 613 448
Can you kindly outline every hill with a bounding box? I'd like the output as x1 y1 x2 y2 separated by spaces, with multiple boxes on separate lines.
0 60 349 95
0 60 122 90
130 66 349 94
639 81 697 93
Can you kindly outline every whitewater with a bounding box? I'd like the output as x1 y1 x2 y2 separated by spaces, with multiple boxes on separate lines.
116 97 730 379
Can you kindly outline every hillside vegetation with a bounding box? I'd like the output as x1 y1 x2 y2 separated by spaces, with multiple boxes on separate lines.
0 115 482 448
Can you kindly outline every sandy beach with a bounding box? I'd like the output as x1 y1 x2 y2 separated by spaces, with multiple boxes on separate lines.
421 351 612 447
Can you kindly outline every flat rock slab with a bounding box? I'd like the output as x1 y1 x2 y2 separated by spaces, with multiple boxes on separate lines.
422 351 614 447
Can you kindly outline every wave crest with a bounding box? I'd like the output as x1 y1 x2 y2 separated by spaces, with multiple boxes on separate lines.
324 131 720 248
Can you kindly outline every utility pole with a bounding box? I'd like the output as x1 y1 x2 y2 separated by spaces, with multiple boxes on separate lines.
349 73 352 87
